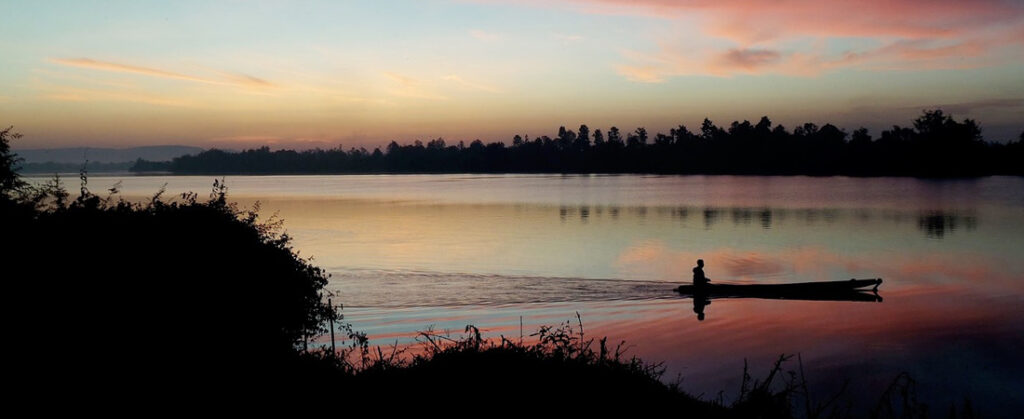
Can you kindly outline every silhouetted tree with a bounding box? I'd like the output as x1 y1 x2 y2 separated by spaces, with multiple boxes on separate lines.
628 127 648 148
654 133 671 146
755 116 772 135
794 122 818 137
575 124 591 149
0 126 26 198
557 126 576 150
850 128 871 145
700 118 722 141
669 125 689 144
607 126 622 145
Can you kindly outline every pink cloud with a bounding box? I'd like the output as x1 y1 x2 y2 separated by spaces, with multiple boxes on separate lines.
716 48 781 71
508 0 1024 79
574 0 1021 43
617 34 1017 80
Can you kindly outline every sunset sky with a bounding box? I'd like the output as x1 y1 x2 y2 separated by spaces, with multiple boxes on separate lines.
3 0 1023 150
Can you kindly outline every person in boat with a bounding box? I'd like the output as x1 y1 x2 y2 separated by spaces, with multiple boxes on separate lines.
693 259 710 287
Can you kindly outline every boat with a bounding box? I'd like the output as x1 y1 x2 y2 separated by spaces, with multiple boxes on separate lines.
675 278 883 301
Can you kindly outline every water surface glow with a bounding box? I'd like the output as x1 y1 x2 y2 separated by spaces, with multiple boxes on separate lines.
30 174 1024 414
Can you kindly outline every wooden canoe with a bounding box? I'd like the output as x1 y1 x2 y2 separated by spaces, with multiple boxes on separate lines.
675 278 882 299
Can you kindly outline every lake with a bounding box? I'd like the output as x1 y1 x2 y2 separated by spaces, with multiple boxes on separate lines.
31 173 1024 414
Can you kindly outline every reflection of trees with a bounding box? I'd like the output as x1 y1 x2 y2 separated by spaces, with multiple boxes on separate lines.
759 209 772 230
703 208 719 229
552 203 979 239
918 211 977 238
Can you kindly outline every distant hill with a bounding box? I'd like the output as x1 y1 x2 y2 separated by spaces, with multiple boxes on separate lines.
13 145 205 164
18 161 137 174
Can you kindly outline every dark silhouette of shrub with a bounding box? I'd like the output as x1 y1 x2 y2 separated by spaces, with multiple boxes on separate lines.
333 319 730 415
2 128 338 396
10 185 336 391
0 126 26 197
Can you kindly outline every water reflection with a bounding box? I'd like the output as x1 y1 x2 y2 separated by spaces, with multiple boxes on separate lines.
693 294 710 321
26 174 1022 415
553 204 976 238
328 269 673 308
918 211 977 238
683 290 883 322
190 196 1014 287
337 285 1022 417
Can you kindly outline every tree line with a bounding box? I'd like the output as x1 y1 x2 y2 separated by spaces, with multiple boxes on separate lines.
133 110 1024 177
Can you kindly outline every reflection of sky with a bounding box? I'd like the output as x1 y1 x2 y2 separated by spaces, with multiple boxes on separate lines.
28 174 1024 287
335 286 1023 416
30 174 1024 209
31 174 1024 414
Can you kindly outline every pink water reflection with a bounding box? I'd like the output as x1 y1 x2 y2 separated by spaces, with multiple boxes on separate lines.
48 174 1023 414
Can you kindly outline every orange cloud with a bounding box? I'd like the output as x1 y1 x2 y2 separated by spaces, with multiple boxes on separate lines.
382 72 448 100
218 71 275 88
39 85 200 107
442 75 500 93
52 58 276 89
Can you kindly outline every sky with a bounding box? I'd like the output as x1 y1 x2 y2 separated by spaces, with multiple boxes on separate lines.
2 0 1023 150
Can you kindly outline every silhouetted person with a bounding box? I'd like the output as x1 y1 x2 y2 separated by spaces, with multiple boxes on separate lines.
693 259 710 287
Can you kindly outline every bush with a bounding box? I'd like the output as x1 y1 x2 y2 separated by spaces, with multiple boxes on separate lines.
5 173 338 394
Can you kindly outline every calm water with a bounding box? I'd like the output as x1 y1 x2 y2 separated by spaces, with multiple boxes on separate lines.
32 174 1024 414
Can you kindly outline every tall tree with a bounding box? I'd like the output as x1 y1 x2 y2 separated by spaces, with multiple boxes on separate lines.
575 124 591 149
557 126 576 150
607 127 622 145
0 126 26 198
755 116 772 134
627 127 648 148
700 119 719 141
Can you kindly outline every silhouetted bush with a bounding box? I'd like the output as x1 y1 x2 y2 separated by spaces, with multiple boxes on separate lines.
2 128 338 396
10 185 337 391
329 318 728 414
325 319 940 417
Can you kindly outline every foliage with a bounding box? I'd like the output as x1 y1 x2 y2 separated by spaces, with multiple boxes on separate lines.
316 315 946 417
133 110 1024 177
4 140 339 393
0 126 27 197
324 314 727 414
